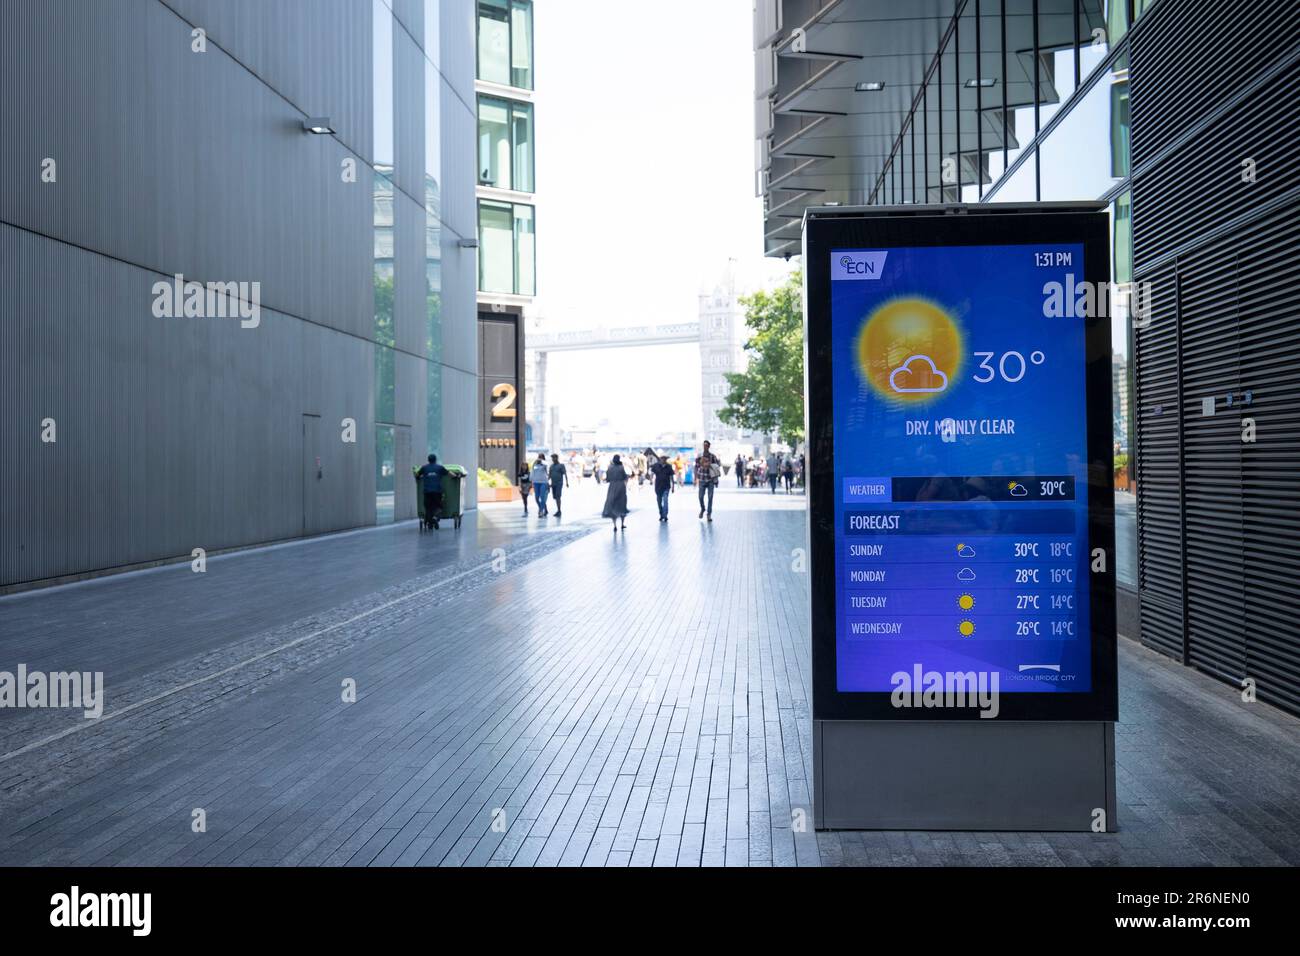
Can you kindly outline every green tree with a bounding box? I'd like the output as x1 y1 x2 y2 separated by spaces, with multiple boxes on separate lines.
718 270 804 445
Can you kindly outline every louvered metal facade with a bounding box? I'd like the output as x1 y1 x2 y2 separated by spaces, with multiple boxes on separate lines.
1131 0 1300 713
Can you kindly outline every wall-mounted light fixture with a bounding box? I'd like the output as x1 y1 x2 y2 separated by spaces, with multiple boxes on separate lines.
457 238 479 249
302 117 335 134
855 81 885 92
964 78 997 88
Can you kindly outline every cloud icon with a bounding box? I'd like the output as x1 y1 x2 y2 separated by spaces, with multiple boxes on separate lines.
888 354 949 394
957 567 976 581
957 544 977 558
1008 483 1029 497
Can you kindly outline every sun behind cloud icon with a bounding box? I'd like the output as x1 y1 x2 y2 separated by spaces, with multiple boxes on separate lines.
856 297 962 404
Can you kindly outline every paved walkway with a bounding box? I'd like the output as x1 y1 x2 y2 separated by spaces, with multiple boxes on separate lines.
0 482 1296 865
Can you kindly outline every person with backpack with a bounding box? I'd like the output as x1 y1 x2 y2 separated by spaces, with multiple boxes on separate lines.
650 450 676 522
695 440 721 522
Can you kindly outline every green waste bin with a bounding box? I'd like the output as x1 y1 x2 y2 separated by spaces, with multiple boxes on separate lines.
438 465 468 529
412 467 427 527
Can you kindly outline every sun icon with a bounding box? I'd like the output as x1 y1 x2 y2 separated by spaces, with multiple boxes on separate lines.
1007 481 1018 491
958 620 976 637
957 594 975 611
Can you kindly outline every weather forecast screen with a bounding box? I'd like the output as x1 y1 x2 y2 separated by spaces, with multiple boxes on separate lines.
830 243 1093 694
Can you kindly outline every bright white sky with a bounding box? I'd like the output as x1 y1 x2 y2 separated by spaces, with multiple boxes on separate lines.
532 0 795 438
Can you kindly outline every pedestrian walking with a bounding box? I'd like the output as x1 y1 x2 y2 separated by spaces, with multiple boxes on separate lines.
696 440 721 521
517 459 532 515
782 454 795 493
548 452 569 518
416 454 448 530
735 454 745 488
766 451 781 494
602 454 629 532
531 453 551 516
650 450 675 522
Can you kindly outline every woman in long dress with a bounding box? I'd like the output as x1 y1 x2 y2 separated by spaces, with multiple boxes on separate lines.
602 454 630 532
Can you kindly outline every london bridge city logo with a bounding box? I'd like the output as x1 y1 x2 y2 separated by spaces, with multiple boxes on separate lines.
832 250 888 281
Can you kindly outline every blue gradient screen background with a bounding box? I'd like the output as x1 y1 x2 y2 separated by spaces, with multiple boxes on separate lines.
830 243 1093 693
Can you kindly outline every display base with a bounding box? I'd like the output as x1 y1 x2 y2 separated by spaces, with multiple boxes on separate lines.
814 719 1116 831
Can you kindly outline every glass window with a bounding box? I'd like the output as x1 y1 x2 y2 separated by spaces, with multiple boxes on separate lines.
477 0 533 90
511 1 533 89
988 148 1036 202
925 71 941 202
425 63 442 222
940 36 958 201
1113 188 1132 284
957 4 978 201
1110 189 1135 586
977 0 1005 196
478 96 510 186
1038 56 1128 200
477 0 509 85
426 363 442 461
425 63 442 364
478 199 514 293
512 101 533 191
1110 53 1130 179
1078 0 1124 78
1004 0 1036 168
375 344 395 424
908 119 918 203
1037 1 1077 127
425 202 441 362
900 124 911 203
477 96 533 191
373 0 394 169
374 167 394 415
514 203 535 295
478 200 535 295
375 424 395 524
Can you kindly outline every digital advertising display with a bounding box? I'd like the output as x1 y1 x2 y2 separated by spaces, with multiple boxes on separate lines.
806 207 1117 722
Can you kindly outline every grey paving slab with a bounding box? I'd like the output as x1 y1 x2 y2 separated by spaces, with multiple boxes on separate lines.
0 482 1297 866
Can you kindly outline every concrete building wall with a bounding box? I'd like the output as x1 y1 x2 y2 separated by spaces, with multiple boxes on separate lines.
0 0 477 588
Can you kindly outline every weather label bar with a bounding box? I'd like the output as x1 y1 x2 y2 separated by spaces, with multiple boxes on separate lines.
891 475 1075 502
